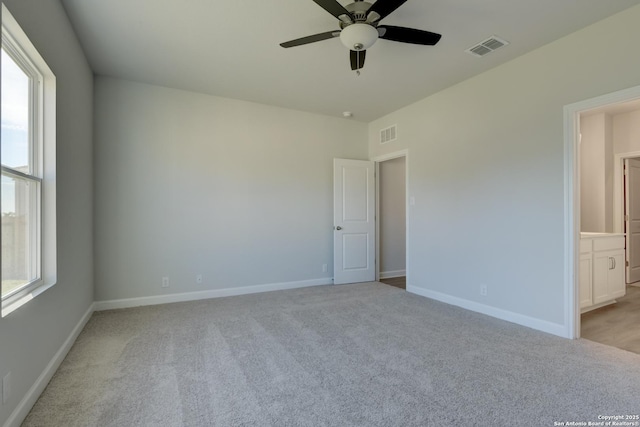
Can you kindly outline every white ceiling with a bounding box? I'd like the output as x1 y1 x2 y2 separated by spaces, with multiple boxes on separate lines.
60 0 640 122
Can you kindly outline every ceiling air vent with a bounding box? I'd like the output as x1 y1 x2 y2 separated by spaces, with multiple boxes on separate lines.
380 125 397 144
465 35 509 57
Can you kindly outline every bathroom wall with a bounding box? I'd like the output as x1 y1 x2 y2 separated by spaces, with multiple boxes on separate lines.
580 113 614 232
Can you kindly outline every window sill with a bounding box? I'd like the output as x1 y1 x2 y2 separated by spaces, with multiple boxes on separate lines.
1 281 56 317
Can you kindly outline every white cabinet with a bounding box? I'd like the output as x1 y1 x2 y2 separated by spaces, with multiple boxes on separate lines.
580 234 626 312
579 253 593 309
592 250 625 304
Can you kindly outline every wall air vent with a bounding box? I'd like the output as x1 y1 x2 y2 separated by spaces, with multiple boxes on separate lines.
465 35 509 57
380 125 397 144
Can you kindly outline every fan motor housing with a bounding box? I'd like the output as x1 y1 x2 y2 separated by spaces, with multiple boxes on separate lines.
341 1 373 26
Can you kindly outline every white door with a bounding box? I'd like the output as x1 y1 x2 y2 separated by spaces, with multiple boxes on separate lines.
625 158 640 284
333 159 375 285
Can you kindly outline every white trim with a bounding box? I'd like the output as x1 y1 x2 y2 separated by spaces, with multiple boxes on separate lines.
581 299 617 314
613 151 640 233
1 281 56 317
94 278 333 311
563 84 640 340
371 149 409 284
407 285 566 338
563 104 580 339
379 270 406 279
2 303 95 427
1 3 57 317
371 149 409 163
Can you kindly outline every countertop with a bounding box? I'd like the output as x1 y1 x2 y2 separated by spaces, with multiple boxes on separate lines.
580 232 625 238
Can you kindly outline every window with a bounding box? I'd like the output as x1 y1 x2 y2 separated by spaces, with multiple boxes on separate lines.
1 4 56 317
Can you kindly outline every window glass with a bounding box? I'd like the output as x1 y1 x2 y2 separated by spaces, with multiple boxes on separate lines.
1 48 31 172
1 45 40 301
1 174 37 297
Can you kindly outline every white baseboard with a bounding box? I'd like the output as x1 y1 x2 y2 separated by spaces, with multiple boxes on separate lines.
94 277 333 311
406 285 567 338
3 302 95 427
379 270 406 280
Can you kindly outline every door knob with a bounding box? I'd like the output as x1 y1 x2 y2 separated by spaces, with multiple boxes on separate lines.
336 226 342 230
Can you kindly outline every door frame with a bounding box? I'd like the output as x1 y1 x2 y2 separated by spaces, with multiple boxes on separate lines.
371 149 409 283
614 152 640 234
619 156 640 284
564 84 640 339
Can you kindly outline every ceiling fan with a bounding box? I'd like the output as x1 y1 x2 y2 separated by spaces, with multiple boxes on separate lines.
280 0 442 73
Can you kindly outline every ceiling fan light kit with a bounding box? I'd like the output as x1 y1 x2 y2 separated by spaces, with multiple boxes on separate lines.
280 0 441 72
340 23 378 51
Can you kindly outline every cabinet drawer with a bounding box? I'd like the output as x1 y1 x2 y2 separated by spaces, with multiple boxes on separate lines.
593 237 625 252
580 239 592 254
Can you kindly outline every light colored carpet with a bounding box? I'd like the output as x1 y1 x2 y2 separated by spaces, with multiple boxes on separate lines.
23 282 640 426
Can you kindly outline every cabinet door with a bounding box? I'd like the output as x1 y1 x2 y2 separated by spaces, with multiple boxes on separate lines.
608 250 626 299
579 253 593 308
593 249 626 305
593 252 612 305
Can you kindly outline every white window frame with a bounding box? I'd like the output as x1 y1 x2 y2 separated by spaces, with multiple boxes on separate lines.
1 4 56 317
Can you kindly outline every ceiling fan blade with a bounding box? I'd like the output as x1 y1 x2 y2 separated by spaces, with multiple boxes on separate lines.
367 0 408 22
378 25 442 45
280 31 340 48
313 0 352 21
350 50 366 70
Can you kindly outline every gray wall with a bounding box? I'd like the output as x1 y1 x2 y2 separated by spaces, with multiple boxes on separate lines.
379 157 406 276
0 0 93 425
368 5 640 328
93 77 368 301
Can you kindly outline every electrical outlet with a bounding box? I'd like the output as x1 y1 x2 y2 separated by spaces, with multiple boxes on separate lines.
3 372 11 404
322 264 328 273
480 285 488 297
196 274 203 284
162 277 169 288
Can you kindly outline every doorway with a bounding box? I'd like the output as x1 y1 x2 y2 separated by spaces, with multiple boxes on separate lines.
621 157 640 285
565 84 640 343
373 150 408 290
